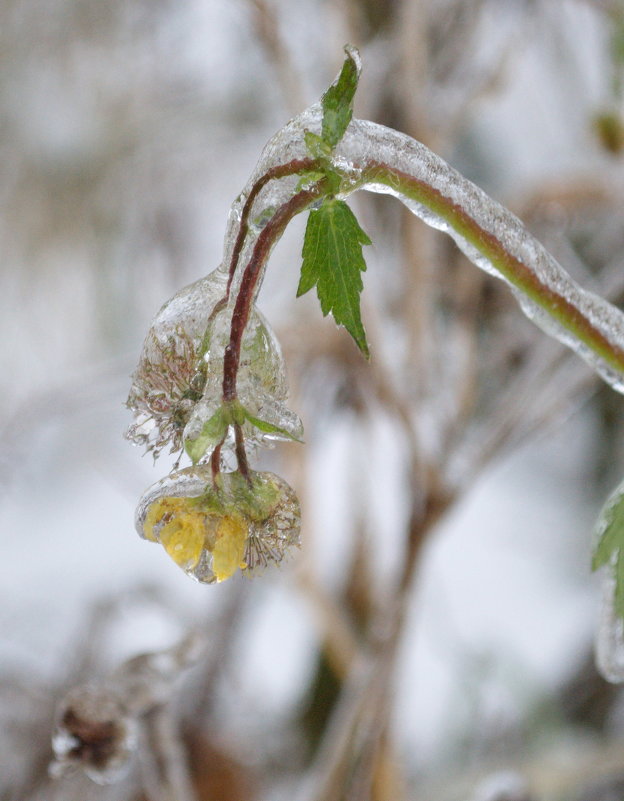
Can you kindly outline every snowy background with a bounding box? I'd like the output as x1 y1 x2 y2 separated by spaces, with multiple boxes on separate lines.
2 2 624 800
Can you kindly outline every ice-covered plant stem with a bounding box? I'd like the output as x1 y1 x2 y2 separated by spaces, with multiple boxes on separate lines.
220 46 624 399
220 175 328 478
128 47 624 613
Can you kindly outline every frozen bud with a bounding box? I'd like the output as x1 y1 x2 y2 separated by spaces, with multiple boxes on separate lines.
111 632 205 715
135 466 301 583
50 685 137 785
126 268 228 459
184 290 302 461
126 266 301 462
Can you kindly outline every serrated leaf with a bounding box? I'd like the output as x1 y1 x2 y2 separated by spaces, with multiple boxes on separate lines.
244 409 303 442
592 480 624 619
297 198 371 357
321 46 361 148
184 407 228 464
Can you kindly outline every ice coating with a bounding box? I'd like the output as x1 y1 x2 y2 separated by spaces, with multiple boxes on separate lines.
596 565 624 682
221 105 325 300
224 102 624 392
338 118 624 393
126 266 300 459
135 466 301 583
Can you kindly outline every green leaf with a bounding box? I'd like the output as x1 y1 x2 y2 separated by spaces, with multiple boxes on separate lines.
244 409 303 442
252 205 277 230
184 407 228 464
321 45 361 148
298 198 371 357
304 131 333 159
592 480 624 620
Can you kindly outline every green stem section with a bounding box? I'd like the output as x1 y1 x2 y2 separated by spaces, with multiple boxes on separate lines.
360 161 624 378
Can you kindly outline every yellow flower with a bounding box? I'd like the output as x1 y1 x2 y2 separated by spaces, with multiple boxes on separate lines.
136 467 301 584
144 496 249 582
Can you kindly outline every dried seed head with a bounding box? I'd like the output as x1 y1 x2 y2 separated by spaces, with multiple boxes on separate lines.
126 327 202 458
50 685 136 785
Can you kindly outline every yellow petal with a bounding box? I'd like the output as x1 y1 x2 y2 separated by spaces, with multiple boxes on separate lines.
159 514 205 570
212 515 248 582
144 497 185 542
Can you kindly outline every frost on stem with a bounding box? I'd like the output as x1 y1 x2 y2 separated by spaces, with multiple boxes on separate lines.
126 266 302 462
135 466 301 583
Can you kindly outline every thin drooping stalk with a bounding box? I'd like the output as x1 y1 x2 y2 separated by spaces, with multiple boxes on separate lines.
137 705 197 801
225 158 321 298
233 422 251 480
222 182 326 403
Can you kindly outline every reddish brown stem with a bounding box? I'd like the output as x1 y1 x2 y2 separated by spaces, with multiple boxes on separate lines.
361 160 624 376
225 158 320 299
210 442 223 485
234 423 251 482
222 183 325 404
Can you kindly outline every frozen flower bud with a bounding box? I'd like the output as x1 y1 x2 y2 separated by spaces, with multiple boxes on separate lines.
126 266 301 462
135 466 301 583
50 685 137 785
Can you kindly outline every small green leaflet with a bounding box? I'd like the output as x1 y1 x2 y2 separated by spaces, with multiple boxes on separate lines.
321 46 361 149
244 411 303 442
592 479 624 619
298 198 371 358
185 402 303 464
185 407 228 464
295 170 327 192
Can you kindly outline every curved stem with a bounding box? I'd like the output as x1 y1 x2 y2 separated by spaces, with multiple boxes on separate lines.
222 180 327 475
222 182 327 404
224 108 624 394
361 160 624 378
225 158 321 298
